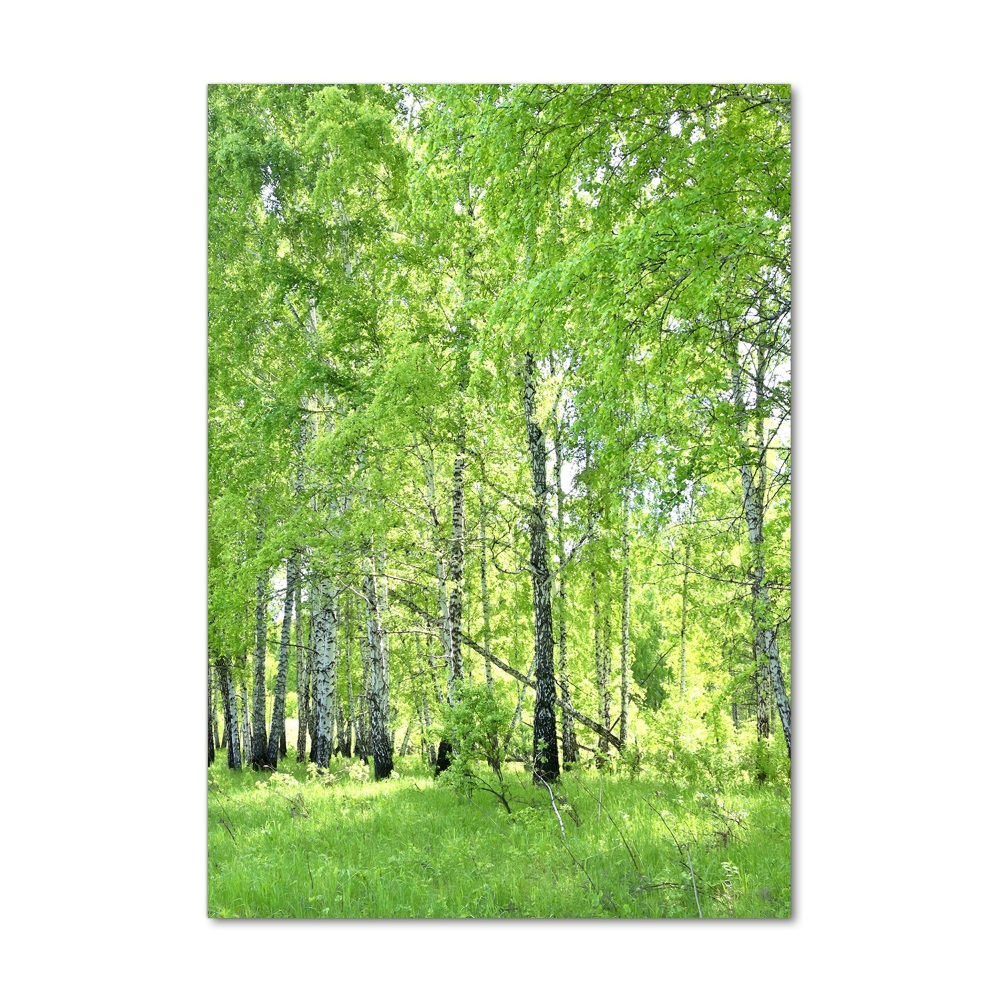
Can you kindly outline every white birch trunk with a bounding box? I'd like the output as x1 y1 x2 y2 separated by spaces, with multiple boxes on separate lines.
620 500 631 748
312 577 336 769
251 561 268 770
554 418 578 764
522 352 558 782
478 486 493 691
364 559 393 779
733 357 791 758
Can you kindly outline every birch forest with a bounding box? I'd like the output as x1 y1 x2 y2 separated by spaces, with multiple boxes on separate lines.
208 84 791 918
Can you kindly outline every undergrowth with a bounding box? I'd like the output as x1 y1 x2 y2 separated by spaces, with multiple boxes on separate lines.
208 754 789 918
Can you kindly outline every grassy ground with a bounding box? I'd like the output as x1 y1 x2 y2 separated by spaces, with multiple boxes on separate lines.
208 755 789 918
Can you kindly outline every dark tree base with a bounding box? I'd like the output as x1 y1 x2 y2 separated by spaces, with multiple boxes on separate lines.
434 739 454 775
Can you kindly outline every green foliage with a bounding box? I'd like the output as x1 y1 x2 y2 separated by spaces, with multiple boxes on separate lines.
208 83 791 916
209 755 789 917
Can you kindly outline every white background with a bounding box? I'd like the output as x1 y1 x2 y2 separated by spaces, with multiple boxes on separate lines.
3 1 996 995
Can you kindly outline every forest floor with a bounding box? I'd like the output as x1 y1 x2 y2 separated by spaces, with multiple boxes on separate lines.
208 753 790 918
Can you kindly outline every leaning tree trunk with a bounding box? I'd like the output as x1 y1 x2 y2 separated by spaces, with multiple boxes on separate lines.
522 352 558 783
363 558 393 779
266 553 298 769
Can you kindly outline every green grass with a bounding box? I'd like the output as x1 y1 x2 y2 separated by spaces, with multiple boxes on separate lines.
208 756 789 918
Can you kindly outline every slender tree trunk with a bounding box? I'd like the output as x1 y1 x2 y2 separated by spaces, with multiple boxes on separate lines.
296 567 310 762
620 499 631 748
364 558 393 779
478 486 493 691
266 554 298 769
421 445 459 771
312 578 336 769
447 431 466 696
216 658 242 771
394 593 626 752
522 352 558 782
553 424 578 764
356 599 371 763
251 560 269 770
733 356 790 758
422 691 435 768
342 593 355 757
337 595 353 757
208 661 216 765
680 540 690 700
239 668 251 769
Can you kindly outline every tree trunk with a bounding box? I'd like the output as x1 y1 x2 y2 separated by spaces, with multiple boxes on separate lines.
208 661 216 765
364 560 393 779
296 567 310 762
312 577 336 769
266 554 298 769
680 540 690 700
733 356 790 758
356 593 371 763
251 564 269 770
554 417 578 765
620 501 631 748
393 591 625 752
239 668 251 769
216 658 242 771
478 486 494 691
592 565 608 760
447 431 466 697
342 593 355 757
522 352 558 783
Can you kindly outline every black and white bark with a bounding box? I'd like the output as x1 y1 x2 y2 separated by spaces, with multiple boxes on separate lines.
295 567 310 762
265 553 298 769
356 590 371 762
239 667 251 769
680 539 690 700
591 576 610 757
394 591 625 752
208 661 216 765
363 558 393 779
553 420 578 764
477 486 493 691
311 576 336 769
447 423 466 698
522 352 558 782
733 356 791 758
620 498 631 748
251 560 269 770
338 594 353 758
216 658 242 771
340 591 354 757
